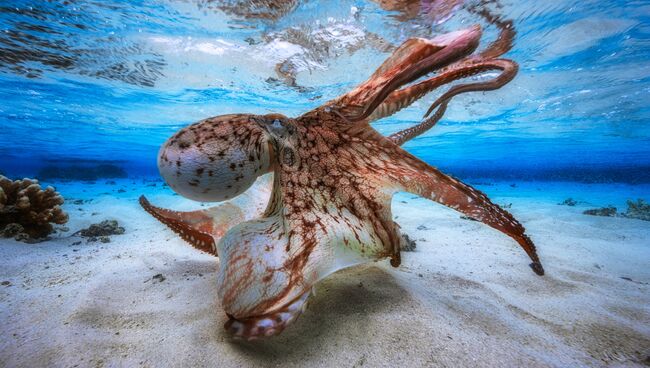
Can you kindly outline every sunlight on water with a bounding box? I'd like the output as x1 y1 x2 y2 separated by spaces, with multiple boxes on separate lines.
0 0 648 181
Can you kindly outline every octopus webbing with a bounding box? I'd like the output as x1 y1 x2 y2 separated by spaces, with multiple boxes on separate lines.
140 23 543 341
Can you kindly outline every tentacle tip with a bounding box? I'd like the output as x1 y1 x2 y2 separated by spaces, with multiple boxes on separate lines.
530 262 544 276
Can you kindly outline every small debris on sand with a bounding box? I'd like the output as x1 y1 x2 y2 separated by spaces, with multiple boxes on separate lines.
620 276 649 285
152 274 165 283
583 206 617 217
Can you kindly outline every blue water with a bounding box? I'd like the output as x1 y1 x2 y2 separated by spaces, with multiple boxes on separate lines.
0 0 649 184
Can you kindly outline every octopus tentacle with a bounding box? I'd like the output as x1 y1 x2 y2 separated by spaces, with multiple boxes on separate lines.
334 26 482 122
388 99 449 146
370 58 516 145
384 147 544 275
369 58 516 124
139 173 273 256
423 58 517 118
374 6 518 142
139 195 219 254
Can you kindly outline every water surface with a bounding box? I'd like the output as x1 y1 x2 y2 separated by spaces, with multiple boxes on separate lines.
0 0 648 184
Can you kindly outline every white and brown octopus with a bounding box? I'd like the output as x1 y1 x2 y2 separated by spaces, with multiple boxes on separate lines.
140 22 543 341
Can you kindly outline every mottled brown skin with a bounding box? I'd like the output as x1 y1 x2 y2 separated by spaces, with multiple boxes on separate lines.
141 23 543 340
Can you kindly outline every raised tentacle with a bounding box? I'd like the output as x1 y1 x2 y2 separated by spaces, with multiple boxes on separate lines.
333 26 482 122
423 58 517 118
388 99 449 146
370 58 516 145
375 5 518 142
369 58 516 123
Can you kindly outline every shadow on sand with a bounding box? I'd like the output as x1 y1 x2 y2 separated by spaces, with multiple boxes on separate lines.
221 264 416 361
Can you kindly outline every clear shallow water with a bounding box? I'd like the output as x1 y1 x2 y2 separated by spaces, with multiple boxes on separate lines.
0 0 649 184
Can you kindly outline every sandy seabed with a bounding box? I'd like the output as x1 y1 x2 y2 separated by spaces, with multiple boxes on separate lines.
1 179 649 368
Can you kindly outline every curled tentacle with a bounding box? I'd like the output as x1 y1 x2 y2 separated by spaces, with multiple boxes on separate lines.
369 57 516 123
334 26 483 122
388 99 449 146
378 5 518 144
423 58 517 118
380 58 516 145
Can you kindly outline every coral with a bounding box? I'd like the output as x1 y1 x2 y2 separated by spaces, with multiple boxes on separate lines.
559 198 577 206
622 199 650 221
583 206 617 217
0 175 69 241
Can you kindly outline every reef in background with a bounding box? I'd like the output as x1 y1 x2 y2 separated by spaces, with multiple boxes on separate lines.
623 199 650 221
37 164 127 181
0 175 69 242
582 199 650 222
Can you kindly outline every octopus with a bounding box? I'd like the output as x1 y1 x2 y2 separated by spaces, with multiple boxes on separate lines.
140 16 543 341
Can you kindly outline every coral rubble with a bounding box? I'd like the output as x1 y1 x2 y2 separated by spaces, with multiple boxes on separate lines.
0 175 69 242
622 199 650 221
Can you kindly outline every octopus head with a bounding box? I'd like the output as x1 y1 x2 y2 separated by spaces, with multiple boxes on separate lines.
158 114 290 202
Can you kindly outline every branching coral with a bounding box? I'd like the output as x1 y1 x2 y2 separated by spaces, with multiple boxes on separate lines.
0 175 69 241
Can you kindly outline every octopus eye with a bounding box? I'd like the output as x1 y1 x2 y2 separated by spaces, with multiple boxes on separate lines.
157 115 274 202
